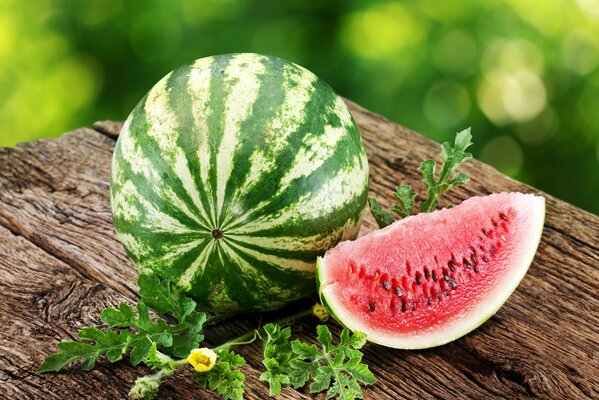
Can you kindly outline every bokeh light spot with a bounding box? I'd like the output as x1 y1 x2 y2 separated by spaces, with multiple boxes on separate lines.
561 29 599 75
482 39 544 74
515 107 559 145
478 39 547 125
577 0 599 21
423 81 471 128
480 136 524 176
478 69 546 124
340 3 422 59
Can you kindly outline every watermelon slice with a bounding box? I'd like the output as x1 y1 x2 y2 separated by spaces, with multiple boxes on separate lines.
316 192 545 349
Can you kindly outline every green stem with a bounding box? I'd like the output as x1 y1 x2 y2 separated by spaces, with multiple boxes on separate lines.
214 329 258 351
215 306 315 351
172 358 189 368
205 311 238 327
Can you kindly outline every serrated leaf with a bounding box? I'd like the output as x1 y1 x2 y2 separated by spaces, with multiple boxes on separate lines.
39 328 132 373
339 329 366 350
288 359 314 388
138 274 196 322
345 357 376 385
310 367 333 393
448 172 470 189
129 335 153 366
316 325 333 350
143 340 173 370
196 349 246 400
368 197 395 228
291 340 319 359
370 128 473 220
169 312 206 358
419 128 473 213
390 185 416 218
100 303 136 326
260 324 375 399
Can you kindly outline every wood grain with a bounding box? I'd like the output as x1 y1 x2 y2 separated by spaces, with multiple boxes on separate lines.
0 100 597 399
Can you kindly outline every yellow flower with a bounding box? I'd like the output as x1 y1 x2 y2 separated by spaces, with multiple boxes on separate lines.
187 348 217 372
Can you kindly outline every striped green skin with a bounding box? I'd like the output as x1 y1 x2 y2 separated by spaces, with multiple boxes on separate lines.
111 53 369 312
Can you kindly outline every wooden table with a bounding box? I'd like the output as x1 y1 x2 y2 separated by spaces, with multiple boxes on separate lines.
1 101 598 399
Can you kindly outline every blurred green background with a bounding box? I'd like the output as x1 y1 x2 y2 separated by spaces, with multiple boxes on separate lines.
1 0 598 214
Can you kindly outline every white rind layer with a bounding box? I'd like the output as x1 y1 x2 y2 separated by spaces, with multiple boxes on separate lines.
318 194 546 349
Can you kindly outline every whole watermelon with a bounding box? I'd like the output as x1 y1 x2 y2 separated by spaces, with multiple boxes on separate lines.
111 53 369 312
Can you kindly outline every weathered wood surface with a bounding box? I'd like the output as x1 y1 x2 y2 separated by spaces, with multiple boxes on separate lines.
1 100 598 399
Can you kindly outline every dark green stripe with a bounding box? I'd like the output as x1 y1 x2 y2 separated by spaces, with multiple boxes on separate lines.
226 75 346 223
219 55 288 227
225 236 323 262
204 54 237 227
115 95 211 231
165 61 218 228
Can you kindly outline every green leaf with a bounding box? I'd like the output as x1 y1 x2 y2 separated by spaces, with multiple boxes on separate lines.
368 197 395 228
103 278 206 358
420 128 473 213
260 324 375 399
196 349 246 400
288 359 315 388
316 325 333 350
390 185 416 218
310 366 333 393
260 323 295 395
368 128 473 222
129 335 154 366
38 328 132 372
170 312 207 358
40 275 207 374
143 340 174 370
138 274 196 322
291 340 319 359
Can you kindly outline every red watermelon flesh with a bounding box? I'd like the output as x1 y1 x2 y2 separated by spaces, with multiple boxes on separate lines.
317 193 545 349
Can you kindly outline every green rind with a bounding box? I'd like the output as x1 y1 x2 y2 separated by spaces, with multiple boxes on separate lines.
111 53 369 312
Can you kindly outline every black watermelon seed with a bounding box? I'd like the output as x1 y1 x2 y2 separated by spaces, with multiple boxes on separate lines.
424 269 430 278
482 229 489 237
473 265 479 273
415 275 421 284
437 293 442 301
443 273 450 282
448 259 456 272
490 246 497 254
368 301 376 312
427 297 432 306
382 280 391 290
394 287 404 297
483 256 490 263
463 258 471 269
401 300 407 312
432 271 438 282
448 278 457 289
499 212 508 221
471 253 478 265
